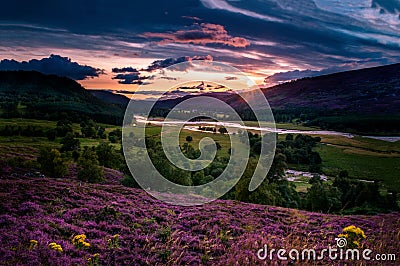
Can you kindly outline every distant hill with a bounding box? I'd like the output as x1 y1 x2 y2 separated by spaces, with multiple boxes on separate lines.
151 63 400 134
157 63 400 114
89 89 130 106
260 63 400 114
0 71 124 124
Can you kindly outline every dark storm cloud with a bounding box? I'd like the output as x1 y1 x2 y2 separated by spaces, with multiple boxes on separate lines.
112 70 149 85
111 67 150 84
143 55 213 72
111 55 213 85
112 67 138 73
0 54 102 80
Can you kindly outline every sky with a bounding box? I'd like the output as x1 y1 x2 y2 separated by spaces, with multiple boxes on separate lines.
0 0 400 96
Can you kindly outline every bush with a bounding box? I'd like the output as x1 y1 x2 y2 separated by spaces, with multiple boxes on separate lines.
60 133 80 152
37 148 68 178
77 146 104 183
306 181 342 213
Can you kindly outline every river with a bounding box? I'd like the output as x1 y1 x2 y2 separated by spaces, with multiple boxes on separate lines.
134 116 400 142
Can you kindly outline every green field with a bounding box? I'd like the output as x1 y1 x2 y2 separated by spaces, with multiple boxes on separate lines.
318 144 400 191
1 119 399 192
0 119 121 155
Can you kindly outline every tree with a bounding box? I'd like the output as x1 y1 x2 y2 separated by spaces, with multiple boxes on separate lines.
81 125 96 138
109 128 122 143
218 127 228 134
37 147 68 178
97 126 106 139
60 132 80 152
56 120 73 137
77 146 104 183
46 129 57 141
285 134 294 141
95 142 121 169
185 135 193 142
306 181 342 213
266 152 287 183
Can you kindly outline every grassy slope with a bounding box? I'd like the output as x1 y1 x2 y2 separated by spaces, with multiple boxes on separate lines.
0 119 121 157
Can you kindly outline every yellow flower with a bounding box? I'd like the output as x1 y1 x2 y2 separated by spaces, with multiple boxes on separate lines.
48 242 63 252
72 234 90 249
30 240 38 245
343 225 357 233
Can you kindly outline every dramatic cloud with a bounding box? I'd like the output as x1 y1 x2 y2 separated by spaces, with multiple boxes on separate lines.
1 0 400 90
141 23 250 48
112 68 149 85
111 55 213 85
143 55 213 72
0 54 102 80
112 67 138 73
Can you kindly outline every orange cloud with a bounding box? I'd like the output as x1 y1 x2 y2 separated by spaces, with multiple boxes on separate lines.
141 23 250 48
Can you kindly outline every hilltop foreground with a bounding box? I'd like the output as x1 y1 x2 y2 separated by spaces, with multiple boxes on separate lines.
0 171 398 265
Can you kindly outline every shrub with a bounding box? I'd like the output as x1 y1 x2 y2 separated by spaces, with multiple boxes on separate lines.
77 146 104 183
37 148 68 178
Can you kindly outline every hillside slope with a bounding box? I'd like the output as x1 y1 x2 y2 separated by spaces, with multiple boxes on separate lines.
149 63 400 134
154 63 399 114
0 172 398 265
0 71 124 124
262 63 400 114
89 89 130 106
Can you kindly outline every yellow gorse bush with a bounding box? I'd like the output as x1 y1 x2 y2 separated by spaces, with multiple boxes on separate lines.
72 234 91 249
338 225 366 248
48 242 63 252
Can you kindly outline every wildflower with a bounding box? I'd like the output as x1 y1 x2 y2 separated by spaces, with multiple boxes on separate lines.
48 242 63 252
338 225 366 248
72 234 90 249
